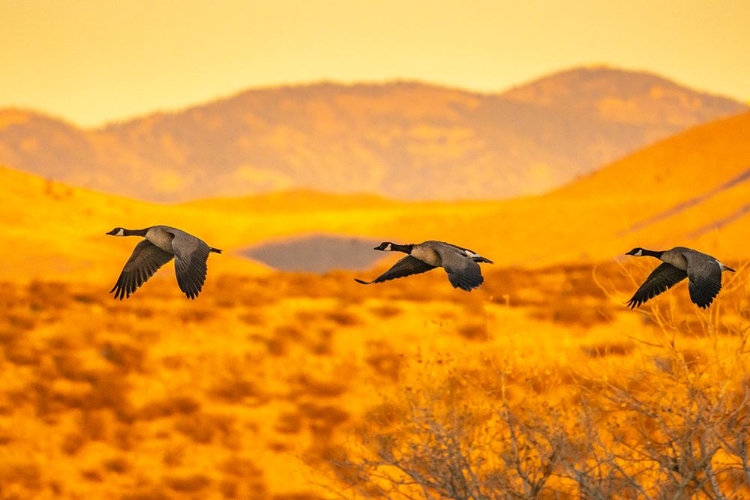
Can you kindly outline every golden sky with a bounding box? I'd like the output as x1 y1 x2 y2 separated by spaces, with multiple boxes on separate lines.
2 0 748 127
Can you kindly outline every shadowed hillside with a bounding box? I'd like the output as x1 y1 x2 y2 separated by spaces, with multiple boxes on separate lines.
0 67 745 202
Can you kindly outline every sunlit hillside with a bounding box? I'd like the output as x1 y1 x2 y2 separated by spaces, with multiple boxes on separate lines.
2 110 750 498
3 107 750 281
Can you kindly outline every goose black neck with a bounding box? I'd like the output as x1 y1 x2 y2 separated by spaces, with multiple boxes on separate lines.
124 228 148 237
642 249 664 258
391 243 414 254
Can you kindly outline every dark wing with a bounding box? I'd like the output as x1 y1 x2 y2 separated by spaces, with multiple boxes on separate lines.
627 263 687 309
682 252 723 309
173 237 212 299
433 245 485 291
110 240 174 300
355 255 436 285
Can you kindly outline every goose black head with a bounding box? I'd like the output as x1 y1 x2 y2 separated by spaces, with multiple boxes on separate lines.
107 228 126 236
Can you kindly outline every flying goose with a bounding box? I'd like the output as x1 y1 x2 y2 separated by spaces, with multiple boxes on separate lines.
355 240 493 291
107 226 221 299
625 247 735 309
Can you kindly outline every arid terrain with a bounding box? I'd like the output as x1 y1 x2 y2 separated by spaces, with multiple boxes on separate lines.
1 106 750 498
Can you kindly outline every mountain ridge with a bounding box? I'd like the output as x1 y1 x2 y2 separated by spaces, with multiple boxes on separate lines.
0 66 746 202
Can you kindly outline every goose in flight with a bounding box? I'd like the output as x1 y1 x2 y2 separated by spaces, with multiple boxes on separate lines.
626 246 734 309
107 225 221 299
356 240 493 291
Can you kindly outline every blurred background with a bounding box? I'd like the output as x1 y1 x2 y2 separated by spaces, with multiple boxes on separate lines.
1 1 750 498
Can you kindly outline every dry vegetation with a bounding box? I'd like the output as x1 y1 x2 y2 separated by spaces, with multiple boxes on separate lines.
0 260 749 499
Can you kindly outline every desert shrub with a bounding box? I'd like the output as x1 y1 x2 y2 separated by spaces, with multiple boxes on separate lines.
174 412 235 444
209 368 264 404
369 303 402 319
164 473 211 492
299 402 349 440
80 469 103 482
62 432 87 456
457 322 487 341
325 310 361 327
273 323 302 339
363 402 404 428
275 412 303 434
2 336 40 366
137 396 200 420
291 374 348 398
120 486 170 500
365 342 402 382
308 328 332 355
327 327 750 499
219 456 263 477
580 340 635 358
0 461 43 492
178 306 217 323
162 444 186 467
239 311 263 324
102 456 129 474
27 280 71 312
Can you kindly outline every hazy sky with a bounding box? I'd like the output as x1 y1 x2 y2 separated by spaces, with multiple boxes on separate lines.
2 0 748 127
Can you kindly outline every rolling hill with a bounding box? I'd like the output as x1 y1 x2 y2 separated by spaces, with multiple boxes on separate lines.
2 104 750 500
0 66 745 203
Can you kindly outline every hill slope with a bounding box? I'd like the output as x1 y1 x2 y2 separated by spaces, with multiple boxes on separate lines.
2 111 750 282
0 67 745 202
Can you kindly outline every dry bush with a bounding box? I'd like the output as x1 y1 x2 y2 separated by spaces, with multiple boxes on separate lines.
290 374 348 398
365 341 402 382
137 395 201 420
580 340 635 358
323 361 564 499
99 340 146 373
103 456 129 474
174 412 235 444
209 366 266 404
120 486 170 500
27 280 72 312
325 310 361 327
369 303 402 319
299 402 349 440
275 411 304 434
326 320 750 499
164 473 211 492
0 460 43 492
457 321 488 341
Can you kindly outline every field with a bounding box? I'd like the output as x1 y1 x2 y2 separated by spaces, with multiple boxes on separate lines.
2 112 750 498
1 256 750 498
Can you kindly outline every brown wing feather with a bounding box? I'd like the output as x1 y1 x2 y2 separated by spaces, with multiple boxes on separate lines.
173 242 212 299
682 252 723 308
627 263 687 308
110 240 174 300
355 255 436 285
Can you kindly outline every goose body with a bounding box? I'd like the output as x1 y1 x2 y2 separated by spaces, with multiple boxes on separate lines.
626 246 735 309
107 225 221 299
355 240 493 291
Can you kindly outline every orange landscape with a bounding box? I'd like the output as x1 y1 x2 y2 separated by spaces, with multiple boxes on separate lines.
1 102 750 499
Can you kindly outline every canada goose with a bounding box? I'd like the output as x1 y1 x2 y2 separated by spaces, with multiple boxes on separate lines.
107 226 221 300
355 241 493 291
625 247 735 309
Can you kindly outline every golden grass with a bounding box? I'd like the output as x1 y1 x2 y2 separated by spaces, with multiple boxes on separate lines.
0 260 747 498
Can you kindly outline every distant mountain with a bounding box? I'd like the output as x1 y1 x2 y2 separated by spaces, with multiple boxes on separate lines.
0 66 745 202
